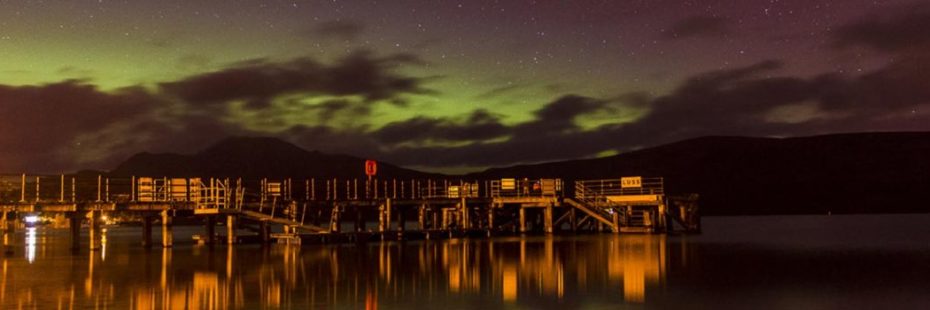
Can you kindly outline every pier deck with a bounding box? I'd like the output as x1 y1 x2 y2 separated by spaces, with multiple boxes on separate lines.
0 174 700 251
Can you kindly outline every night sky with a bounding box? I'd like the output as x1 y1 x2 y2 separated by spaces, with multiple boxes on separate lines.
1 0 928 173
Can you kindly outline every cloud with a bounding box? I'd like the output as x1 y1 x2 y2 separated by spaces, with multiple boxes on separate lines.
0 50 433 172
833 4 930 53
313 20 365 41
160 50 429 109
474 84 524 100
374 109 508 145
3 25 930 174
0 81 159 172
368 53 930 168
663 15 730 39
513 95 609 137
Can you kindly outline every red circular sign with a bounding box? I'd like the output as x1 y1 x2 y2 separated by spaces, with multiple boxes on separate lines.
365 160 377 176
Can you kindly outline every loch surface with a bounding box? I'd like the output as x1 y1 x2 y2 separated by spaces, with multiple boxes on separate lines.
2 214 929 309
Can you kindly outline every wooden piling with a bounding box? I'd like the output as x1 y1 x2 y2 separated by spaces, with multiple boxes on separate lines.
259 221 270 244
396 206 405 233
20 174 25 202
227 215 237 244
60 174 65 202
142 216 153 248
330 205 341 233
385 199 392 231
204 216 216 245
131 176 136 202
418 204 427 230
611 211 620 234
379 203 387 232
487 206 495 231
544 204 554 234
88 210 101 250
161 210 173 248
69 212 81 251
355 206 364 232
3 224 13 255
569 208 577 232
460 197 469 230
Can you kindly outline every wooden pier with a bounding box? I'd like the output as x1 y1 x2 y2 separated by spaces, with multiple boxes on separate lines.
0 174 700 251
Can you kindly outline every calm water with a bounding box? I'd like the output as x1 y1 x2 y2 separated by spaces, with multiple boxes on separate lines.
2 214 930 309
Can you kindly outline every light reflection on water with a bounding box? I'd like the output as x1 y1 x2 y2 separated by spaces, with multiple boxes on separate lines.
0 227 669 309
2 214 930 309
24 228 35 264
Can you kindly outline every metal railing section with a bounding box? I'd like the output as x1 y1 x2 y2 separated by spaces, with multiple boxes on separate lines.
574 177 664 201
489 178 563 198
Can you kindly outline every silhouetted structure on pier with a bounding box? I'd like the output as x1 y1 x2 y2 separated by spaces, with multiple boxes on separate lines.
0 173 700 251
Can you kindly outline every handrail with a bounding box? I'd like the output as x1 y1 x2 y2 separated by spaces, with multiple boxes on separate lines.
574 177 664 200
489 178 563 198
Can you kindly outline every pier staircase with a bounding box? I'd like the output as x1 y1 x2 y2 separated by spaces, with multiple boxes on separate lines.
566 177 668 233
239 209 327 232
563 197 616 231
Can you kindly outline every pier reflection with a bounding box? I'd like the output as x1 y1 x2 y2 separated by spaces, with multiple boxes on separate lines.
0 229 672 309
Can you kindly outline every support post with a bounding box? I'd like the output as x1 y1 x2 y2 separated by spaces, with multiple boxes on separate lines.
161 210 173 248
519 207 527 233
204 216 216 245
569 208 577 232
418 205 427 231
379 203 387 232
60 174 65 202
544 204 554 234
301 202 308 224
142 216 153 248
3 213 13 255
611 211 620 234
625 206 632 227
227 215 237 244
354 206 364 232
259 221 270 245
96 175 102 202
658 203 667 232
440 209 449 230
70 212 81 251
460 197 469 230
88 210 101 250
330 205 341 233
396 205 405 233
487 205 495 231
131 176 136 202
385 199 392 231
20 174 26 202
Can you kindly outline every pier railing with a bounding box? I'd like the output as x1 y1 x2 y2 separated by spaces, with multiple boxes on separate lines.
574 177 664 201
489 178 563 198
1 174 535 204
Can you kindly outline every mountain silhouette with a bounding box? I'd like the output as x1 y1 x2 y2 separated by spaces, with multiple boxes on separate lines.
110 136 436 179
469 132 930 215
110 132 930 215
